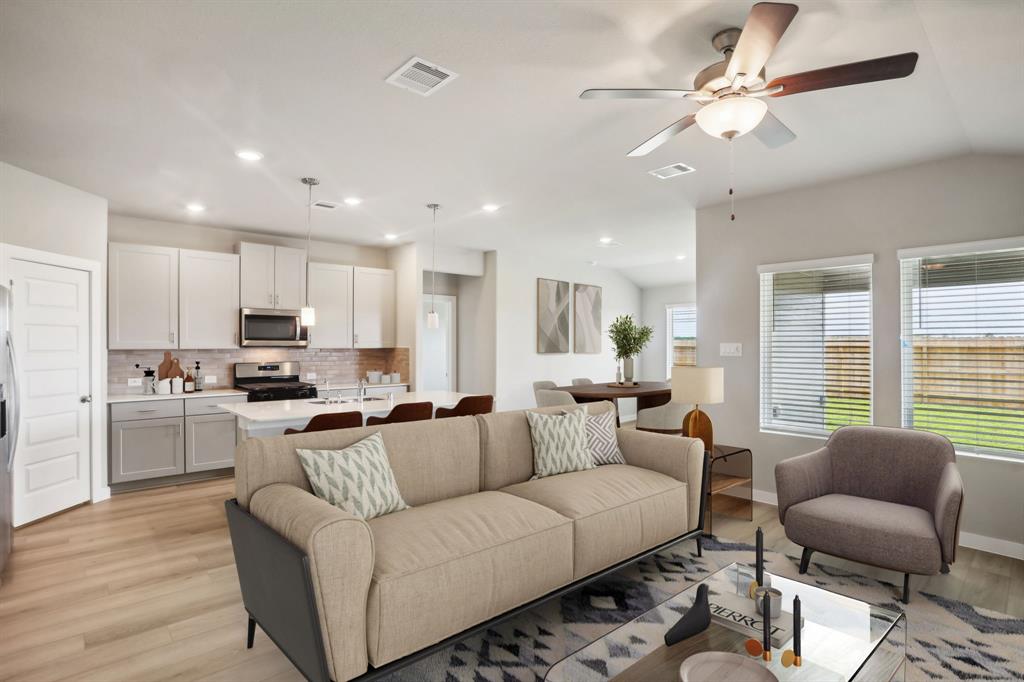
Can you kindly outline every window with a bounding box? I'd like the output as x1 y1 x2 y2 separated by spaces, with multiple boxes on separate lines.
759 255 873 436
899 238 1024 459
666 304 696 378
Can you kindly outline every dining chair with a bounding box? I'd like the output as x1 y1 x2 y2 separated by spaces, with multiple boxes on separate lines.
435 395 494 419
535 389 577 408
284 411 364 434
365 402 434 425
532 380 557 406
571 378 594 386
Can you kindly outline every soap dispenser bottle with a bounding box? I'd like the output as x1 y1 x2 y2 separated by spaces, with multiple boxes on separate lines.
194 361 204 391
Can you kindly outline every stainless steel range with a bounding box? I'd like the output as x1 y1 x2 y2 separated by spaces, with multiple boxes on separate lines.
233 361 317 402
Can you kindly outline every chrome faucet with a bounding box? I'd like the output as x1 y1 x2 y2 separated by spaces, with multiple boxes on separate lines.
357 378 367 401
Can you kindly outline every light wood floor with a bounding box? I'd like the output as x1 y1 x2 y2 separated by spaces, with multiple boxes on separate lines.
1 477 1021 682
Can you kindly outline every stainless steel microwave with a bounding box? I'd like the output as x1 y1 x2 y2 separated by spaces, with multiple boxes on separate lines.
239 308 309 347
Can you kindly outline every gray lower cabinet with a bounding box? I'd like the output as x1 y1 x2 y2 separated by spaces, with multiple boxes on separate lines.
185 413 237 471
110 416 185 483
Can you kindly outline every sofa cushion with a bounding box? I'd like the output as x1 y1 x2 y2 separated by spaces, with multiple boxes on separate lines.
586 410 626 465
477 401 616 491
785 493 942 575
526 409 593 478
365 491 573 666
501 464 689 578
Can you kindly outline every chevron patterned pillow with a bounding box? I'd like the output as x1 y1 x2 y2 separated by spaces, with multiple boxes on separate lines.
296 432 409 520
526 409 594 479
586 410 626 465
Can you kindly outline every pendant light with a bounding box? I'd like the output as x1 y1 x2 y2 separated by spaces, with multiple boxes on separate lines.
300 177 319 326
426 203 440 329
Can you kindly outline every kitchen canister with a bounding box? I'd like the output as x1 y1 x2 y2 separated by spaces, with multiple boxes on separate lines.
381 375 392 385
157 378 172 395
390 372 401 384
367 370 383 384
171 377 184 394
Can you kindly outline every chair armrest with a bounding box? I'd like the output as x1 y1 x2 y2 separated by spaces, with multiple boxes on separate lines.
775 447 833 525
932 462 964 565
617 429 706 532
250 483 375 682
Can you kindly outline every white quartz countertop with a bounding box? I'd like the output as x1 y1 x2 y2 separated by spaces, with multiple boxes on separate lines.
218 390 473 424
106 388 248 404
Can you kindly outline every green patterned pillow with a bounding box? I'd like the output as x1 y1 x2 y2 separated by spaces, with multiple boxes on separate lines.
526 409 594 479
296 432 409 520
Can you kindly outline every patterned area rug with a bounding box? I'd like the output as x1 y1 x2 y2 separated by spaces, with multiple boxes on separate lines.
392 535 1024 681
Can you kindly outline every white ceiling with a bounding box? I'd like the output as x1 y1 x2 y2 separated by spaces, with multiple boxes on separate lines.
1 0 1021 288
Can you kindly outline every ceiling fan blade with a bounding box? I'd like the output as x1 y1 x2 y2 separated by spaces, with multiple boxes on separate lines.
627 114 697 157
726 3 799 86
753 110 796 148
580 89 701 100
767 52 919 97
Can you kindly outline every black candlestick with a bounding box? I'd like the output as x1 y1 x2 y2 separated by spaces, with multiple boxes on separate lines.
755 526 764 586
762 591 772 661
793 595 802 665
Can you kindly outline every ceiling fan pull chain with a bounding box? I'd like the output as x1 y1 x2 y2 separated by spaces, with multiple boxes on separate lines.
729 137 736 221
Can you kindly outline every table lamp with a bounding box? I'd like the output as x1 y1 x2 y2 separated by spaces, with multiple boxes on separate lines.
671 366 724 452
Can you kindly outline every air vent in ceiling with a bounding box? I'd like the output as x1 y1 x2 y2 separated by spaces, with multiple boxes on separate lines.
386 56 458 96
312 201 340 210
649 163 696 180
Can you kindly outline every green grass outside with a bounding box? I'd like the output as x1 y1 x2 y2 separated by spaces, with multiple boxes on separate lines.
824 397 1023 453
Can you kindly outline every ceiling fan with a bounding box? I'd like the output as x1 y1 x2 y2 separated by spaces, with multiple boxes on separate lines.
581 2 918 156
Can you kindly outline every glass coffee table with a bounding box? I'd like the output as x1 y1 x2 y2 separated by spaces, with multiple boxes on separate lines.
545 563 905 682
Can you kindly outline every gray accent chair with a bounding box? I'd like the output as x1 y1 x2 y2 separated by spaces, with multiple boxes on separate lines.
571 378 594 386
775 425 964 604
535 389 577 408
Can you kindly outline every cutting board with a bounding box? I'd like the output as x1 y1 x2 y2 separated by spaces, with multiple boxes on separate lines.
157 352 174 379
168 357 185 379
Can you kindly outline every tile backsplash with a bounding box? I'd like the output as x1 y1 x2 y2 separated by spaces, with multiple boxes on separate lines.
108 347 409 392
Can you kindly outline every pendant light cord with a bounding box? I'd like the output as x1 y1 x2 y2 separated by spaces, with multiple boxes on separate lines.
729 137 736 222
306 182 313 307
430 204 438 313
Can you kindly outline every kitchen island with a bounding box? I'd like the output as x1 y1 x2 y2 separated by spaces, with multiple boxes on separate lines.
218 390 477 440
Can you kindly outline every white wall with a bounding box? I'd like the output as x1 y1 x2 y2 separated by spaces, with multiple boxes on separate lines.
109 214 387 267
388 243 420 390
494 249 643 419
697 153 1024 550
457 252 497 395
640 282 697 381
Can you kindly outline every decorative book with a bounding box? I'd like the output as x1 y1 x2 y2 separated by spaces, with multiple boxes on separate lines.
708 591 802 649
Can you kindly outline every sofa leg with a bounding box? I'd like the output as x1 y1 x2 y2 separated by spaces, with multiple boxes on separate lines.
799 547 813 575
247 616 256 649
696 536 703 557
941 562 950 574
901 574 911 604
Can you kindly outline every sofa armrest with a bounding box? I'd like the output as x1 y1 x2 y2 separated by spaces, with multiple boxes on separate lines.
932 462 964 565
617 429 706 532
249 483 375 682
775 447 833 525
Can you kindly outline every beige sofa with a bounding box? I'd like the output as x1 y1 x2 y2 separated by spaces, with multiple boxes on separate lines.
231 402 706 682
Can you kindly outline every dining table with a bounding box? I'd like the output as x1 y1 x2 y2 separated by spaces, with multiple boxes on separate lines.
552 381 672 425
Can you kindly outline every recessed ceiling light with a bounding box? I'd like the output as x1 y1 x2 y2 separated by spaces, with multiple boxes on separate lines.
235 149 263 162
588 260 598 266
186 203 205 213
482 204 500 213
599 237 613 244
384 233 398 241
344 197 362 206
676 254 687 260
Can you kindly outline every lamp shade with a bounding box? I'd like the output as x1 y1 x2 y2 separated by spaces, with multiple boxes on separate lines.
671 366 724 405
694 97 767 139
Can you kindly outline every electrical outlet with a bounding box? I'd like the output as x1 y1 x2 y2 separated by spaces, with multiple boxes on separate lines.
306 372 317 380
205 375 218 385
127 377 142 387
720 342 743 357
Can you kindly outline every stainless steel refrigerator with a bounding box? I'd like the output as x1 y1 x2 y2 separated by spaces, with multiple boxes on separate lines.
0 283 18 579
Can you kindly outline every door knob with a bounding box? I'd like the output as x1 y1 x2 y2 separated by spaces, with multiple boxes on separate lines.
80 395 92 403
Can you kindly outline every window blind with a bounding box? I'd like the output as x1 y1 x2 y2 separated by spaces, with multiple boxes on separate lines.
900 245 1024 459
760 262 872 436
666 305 696 377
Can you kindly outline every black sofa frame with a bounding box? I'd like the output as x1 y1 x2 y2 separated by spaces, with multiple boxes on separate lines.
225 451 710 682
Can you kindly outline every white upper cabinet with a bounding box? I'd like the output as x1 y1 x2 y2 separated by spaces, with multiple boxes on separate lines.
307 263 353 349
353 266 395 348
274 246 307 310
109 243 179 349
239 242 306 310
239 242 275 308
179 249 240 349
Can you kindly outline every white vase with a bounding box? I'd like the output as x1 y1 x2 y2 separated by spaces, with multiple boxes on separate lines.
623 357 634 383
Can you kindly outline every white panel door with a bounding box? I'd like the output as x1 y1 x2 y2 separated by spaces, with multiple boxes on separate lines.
307 262 353 349
10 259 91 526
274 246 307 310
239 242 276 309
179 249 240 348
422 295 457 391
108 243 178 349
353 267 395 348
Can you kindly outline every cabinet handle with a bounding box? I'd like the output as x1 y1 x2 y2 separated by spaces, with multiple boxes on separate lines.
268 293 273 305
275 294 280 306
169 331 175 343
179 423 184 439
137 409 158 413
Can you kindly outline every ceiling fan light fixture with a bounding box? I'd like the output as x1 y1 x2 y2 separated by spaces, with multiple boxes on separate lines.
695 97 768 140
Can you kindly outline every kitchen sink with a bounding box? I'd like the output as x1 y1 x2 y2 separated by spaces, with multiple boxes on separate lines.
307 396 387 404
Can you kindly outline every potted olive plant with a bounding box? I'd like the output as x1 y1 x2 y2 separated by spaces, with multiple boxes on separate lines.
608 314 653 384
